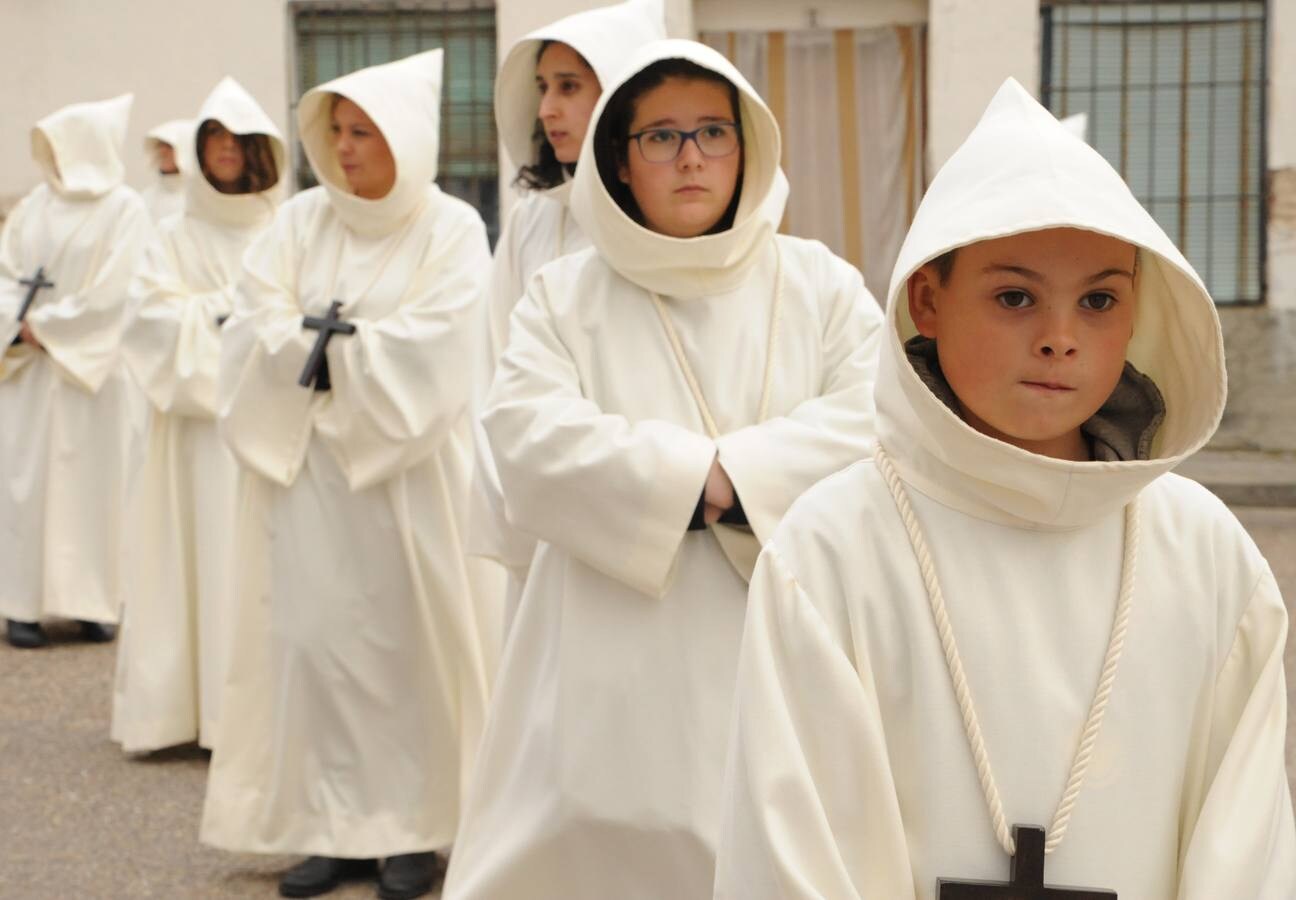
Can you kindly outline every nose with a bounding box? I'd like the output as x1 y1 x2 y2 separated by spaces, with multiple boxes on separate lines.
335 132 352 157
538 88 559 122
676 135 706 169
1036 308 1079 359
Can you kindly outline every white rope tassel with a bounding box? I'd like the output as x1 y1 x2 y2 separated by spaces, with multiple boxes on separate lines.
874 448 1139 858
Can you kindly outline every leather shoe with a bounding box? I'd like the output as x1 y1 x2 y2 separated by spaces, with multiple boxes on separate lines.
7 619 48 649
378 852 441 899
278 856 375 897
76 620 117 643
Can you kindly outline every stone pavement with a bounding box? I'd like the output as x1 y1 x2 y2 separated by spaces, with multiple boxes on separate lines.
1 504 1293 899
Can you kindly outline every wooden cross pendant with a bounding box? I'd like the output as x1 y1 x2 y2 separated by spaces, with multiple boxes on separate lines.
298 299 356 391
938 826 1116 899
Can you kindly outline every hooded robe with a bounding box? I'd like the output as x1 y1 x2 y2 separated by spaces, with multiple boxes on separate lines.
140 118 192 224
0 94 151 626
443 40 883 900
112 78 285 753
713 79 1296 900
469 0 669 647
199 50 493 857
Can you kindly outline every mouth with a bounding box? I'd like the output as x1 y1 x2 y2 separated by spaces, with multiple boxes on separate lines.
1021 380 1076 393
675 184 708 195
547 131 568 144
341 163 359 173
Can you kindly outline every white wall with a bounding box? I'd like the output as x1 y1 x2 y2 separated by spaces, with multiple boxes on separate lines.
0 0 289 206
926 0 1038 174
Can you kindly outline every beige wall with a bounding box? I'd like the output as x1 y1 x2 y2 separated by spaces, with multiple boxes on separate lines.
0 0 289 207
926 0 1038 174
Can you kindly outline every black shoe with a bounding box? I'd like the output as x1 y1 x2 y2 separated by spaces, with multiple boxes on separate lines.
378 852 441 900
76 620 116 643
278 856 376 898
6 619 48 648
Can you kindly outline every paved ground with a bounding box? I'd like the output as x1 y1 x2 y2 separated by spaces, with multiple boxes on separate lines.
1 506 1293 899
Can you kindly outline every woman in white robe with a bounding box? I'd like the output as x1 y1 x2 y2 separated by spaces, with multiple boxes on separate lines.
443 40 883 900
112 77 284 753
713 79 1296 899
140 118 191 223
470 0 667 648
0 93 151 648
200 50 493 900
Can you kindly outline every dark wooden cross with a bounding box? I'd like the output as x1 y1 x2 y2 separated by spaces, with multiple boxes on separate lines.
939 826 1116 899
11 266 55 345
298 300 356 391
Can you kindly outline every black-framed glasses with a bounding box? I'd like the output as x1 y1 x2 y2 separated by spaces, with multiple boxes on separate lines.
626 122 740 163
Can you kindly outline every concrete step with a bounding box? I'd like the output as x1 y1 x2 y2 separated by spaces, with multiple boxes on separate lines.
1176 449 1296 507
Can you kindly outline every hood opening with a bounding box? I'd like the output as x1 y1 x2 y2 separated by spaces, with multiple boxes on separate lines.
514 39 585 192
592 56 745 235
196 118 281 196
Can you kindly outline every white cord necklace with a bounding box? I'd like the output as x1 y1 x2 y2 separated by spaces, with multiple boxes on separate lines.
873 447 1140 857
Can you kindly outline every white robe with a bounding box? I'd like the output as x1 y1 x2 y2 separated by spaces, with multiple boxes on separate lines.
468 186 583 636
470 0 668 652
199 183 493 857
714 77 1296 900
112 214 269 751
445 235 882 898
0 182 150 624
112 77 284 753
141 175 184 224
717 468 1295 899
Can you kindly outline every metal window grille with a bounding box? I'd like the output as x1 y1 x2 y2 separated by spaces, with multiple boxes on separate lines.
1041 0 1267 304
290 0 499 243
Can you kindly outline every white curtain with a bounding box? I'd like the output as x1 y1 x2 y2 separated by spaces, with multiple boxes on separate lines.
702 25 925 303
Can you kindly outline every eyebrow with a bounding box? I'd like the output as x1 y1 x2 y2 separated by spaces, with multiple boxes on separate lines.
637 114 731 129
981 264 1136 284
536 71 587 81
1084 267 1135 284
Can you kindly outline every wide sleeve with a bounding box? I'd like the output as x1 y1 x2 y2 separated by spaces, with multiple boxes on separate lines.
217 206 319 487
23 193 152 393
1177 566 1296 899
714 541 916 899
313 206 491 490
481 278 717 598
715 255 884 541
123 229 232 417
0 194 33 354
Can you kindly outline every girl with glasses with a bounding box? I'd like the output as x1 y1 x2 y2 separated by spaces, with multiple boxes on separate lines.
445 40 884 900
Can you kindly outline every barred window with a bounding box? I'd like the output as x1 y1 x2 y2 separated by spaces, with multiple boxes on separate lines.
291 0 499 243
1041 0 1267 304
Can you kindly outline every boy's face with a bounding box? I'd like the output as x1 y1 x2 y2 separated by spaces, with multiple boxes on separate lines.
907 228 1139 461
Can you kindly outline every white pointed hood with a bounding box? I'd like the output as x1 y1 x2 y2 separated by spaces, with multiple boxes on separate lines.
569 39 788 299
495 0 667 201
146 118 194 173
879 78 1226 530
186 77 285 228
297 49 442 236
32 93 133 200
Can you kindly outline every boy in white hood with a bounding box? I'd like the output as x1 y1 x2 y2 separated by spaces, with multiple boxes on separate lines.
713 78 1295 899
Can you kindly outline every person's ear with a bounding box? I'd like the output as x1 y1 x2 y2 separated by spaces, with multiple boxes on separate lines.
908 266 941 338
617 157 630 185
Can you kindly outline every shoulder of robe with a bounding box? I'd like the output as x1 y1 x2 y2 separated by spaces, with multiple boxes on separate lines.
776 232 879 302
530 245 607 312
769 458 897 586
507 189 563 240
1139 472 1274 633
423 189 488 239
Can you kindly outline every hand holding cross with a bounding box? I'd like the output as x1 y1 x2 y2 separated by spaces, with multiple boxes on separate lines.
10 266 55 347
298 300 356 391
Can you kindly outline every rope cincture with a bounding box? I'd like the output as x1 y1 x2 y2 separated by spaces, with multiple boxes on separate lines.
873 448 1140 858
649 243 784 439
